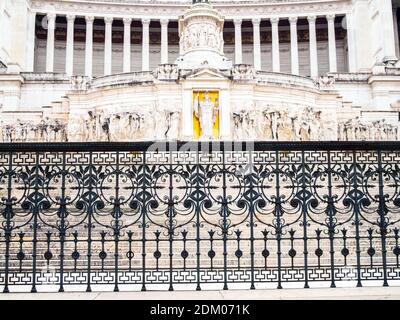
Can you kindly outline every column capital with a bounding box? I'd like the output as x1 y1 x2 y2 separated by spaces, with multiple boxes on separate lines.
123 17 132 25
104 16 113 24
142 18 151 26
270 17 279 24
289 16 298 24
85 16 95 23
252 18 261 25
233 18 242 26
326 14 335 22
160 18 169 26
47 13 56 22
307 15 317 23
66 14 75 23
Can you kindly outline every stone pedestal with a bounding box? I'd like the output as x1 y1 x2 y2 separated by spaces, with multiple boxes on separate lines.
176 2 232 70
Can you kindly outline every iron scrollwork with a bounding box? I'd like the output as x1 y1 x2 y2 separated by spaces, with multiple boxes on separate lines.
0 142 400 293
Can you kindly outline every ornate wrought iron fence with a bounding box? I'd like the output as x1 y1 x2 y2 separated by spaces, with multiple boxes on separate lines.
1 141 400 293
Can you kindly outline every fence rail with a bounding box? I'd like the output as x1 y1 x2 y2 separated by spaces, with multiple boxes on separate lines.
1 141 400 293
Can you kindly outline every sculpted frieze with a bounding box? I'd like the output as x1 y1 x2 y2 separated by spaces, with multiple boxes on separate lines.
338 117 399 141
232 102 337 141
68 101 181 142
0 118 67 142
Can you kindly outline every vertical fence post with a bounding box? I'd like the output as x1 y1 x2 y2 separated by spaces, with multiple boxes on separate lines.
352 150 363 287
195 150 201 291
168 148 174 292
114 151 120 292
141 150 147 292
58 152 67 292
274 150 283 289
2 152 13 293
326 150 337 288
222 146 228 290
248 148 256 290
30 152 40 293
377 149 389 287
301 150 310 289
86 151 93 292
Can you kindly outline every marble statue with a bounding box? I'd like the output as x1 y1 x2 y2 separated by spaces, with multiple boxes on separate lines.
194 93 218 140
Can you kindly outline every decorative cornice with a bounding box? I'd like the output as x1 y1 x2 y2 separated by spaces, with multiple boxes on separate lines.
30 0 351 20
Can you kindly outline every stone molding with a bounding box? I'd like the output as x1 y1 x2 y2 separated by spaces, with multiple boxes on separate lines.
29 0 351 20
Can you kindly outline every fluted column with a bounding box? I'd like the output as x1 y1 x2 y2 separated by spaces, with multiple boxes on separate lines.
308 15 318 78
271 17 280 72
46 13 56 73
65 14 75 76
234 19 243 64
289 16 299 75
161 19 169 64
142 18 150 71
123 18 132 73
252 18 261 70
104 17 113 76
85 16 94 78
327 14 337 73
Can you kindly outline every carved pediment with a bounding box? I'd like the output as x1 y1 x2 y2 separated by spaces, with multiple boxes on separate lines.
183 67 229 81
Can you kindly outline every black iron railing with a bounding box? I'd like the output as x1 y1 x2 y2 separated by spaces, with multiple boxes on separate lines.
1 141 400 293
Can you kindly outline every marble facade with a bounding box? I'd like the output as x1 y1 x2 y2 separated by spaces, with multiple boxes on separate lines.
0 0 400 143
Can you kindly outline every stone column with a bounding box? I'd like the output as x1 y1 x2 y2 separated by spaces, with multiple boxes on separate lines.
327 14 337 73
123 18 132 73
252 18 261 70
46 13 56 73
161 19 169 64
234 19 243 64
85 16 94 78
393 8 400 59
104 17 113 76
26 10 36 72
142 18 150 71
379 0 397 62
346 13 356 72
308 15 318 78
289 16 299 75
271 17 280 72
65 14 75 76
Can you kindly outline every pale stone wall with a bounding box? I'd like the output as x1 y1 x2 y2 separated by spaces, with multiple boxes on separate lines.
0 0 400 144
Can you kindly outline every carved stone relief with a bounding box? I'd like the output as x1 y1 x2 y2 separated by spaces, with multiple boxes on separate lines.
0 118 67 142
67 102 181 142
338 117 399 141
232 103 337 141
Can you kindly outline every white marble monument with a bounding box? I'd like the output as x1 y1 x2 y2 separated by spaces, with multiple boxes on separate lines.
0 0 400 143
